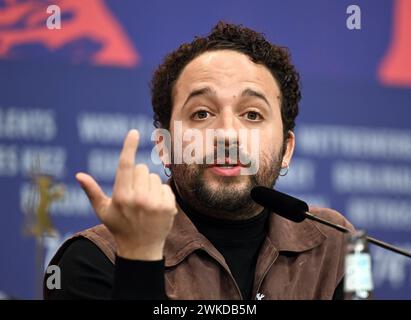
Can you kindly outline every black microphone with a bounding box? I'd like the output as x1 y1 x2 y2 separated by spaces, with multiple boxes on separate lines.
251 186 411 259
250 186 308 223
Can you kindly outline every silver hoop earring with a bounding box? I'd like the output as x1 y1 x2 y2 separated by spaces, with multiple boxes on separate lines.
279 164 289 177
164 165 172 177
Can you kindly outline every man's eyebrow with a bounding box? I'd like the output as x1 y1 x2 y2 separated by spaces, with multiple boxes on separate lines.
182 87 216 110
241 88 272 109
181 87 275 110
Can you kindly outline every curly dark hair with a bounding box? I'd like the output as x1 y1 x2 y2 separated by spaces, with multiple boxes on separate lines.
150 21 301 136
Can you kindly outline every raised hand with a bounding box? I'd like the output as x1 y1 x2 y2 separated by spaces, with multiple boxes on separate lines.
76 129 178 260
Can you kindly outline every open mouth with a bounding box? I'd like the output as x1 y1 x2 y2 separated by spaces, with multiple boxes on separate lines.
207 158 252 168
207 158 250 176
212 163 240 167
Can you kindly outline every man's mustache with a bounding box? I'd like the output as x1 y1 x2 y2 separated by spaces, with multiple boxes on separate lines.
202 145 255 167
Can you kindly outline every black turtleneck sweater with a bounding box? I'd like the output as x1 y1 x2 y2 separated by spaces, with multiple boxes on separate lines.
173 183 270 299
185 211 269 299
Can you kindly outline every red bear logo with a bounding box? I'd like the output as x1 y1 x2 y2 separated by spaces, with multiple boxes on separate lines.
0 0 139 67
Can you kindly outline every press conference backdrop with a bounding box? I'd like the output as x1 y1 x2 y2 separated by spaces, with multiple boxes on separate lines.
0 0 410 299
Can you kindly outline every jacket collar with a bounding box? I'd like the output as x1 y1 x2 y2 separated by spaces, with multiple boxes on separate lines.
164 179 327 267
163 203 208 267
266 209 327 252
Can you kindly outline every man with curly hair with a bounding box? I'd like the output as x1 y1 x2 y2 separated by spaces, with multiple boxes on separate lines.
45 21 354 300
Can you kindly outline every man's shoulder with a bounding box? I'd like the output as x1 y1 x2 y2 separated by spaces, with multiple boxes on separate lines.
73 224 117 263
44 224 116 299
308 205 356 238
49 224 117 268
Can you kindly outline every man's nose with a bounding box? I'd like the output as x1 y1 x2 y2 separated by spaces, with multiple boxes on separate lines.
213 109 242 138
210 110 242 155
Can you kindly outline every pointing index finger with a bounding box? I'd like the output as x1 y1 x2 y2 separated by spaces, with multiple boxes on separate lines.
114 129 140 191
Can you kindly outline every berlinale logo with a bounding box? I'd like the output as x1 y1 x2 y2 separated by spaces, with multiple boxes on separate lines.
0 0 139 67
378 0 411 87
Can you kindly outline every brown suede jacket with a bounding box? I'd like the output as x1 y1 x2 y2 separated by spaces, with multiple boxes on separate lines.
45 202 354 300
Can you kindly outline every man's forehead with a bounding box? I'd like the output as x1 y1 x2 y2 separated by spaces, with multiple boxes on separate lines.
172 50 280 102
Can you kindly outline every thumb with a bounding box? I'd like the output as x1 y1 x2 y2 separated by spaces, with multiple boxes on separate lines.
76 172 109 221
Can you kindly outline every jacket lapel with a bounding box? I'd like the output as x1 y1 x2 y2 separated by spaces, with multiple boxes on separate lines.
163 204 230 272
252 209 327 297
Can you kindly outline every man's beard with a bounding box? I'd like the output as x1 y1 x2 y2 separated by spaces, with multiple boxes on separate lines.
171 147 284 220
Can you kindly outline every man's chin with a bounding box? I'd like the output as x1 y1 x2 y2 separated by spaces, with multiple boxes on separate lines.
197 178 256 214
172 166 263 217
202 171 253 195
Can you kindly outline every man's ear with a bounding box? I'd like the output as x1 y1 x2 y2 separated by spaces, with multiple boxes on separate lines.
282 130 295 168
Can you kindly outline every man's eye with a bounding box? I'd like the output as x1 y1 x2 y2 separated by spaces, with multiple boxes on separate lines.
244 111 262 121
192 110 210 120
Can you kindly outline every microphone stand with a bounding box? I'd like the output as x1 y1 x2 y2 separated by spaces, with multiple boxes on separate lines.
304 211 411 258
